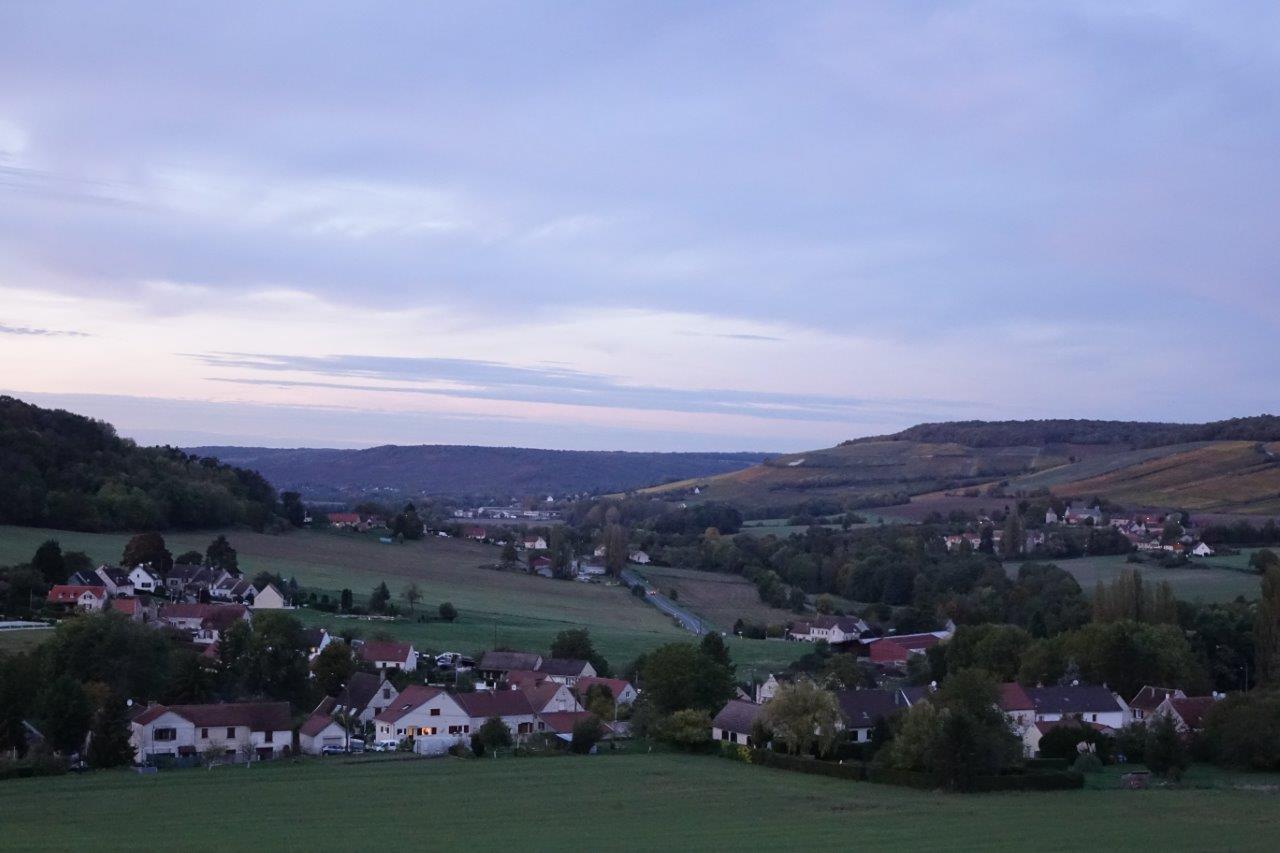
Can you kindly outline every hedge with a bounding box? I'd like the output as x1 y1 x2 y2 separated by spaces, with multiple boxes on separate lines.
0 758 68 781
726 748 1083 793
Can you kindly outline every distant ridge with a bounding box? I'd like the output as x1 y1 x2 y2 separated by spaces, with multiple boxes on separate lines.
849 416 1280 449
187 444 774 501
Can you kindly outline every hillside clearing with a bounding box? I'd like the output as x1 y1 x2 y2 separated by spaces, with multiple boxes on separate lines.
1005 553 1262 603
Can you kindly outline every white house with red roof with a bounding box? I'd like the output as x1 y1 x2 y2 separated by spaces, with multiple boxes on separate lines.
131 701 293 761
998 682 1036 733
572 676 638 707
372 686 473 754
864 626 954 665
1153 694 1219 733
357 640 418 672
46 585 107 612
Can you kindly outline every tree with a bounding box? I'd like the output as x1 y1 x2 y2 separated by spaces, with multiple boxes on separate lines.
584 684 616 719
390 503 425 540
477 716 513 752
36 675 92 755
1256 567 1280 685
280 491 307 527
1202 690 1280 770
438 602 458 622
86 693 135 769
32 539 65 584
205 535 238 573
401 583 422 614
548 526 574 579
121 532 172 573
656 708 712 750
175 550 203 566
340 588 354 612
1001 511 1025 559
165 651 216 703
1144 713 1188 779
369 582 391 614
571 715 605 754
759 680 841 757
550 628 610 677
603 524 628 576
0 655 36 758
501 540 518 563
312 642 356 697
699 632 733 672
1249 549 1280 574
640 643 734 715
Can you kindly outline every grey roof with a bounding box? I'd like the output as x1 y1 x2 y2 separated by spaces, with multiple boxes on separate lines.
712 699 762 734
97 566 131 585
339 672 385 714
834 689 910 728
479 651 543 672
813 615 867 633
537 658 591 677
1027 684 1124 715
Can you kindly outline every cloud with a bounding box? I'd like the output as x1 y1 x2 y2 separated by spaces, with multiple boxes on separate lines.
0 322 89 337
191 350 982 424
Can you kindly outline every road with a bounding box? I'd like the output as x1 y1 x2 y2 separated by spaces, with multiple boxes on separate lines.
619 568 714 636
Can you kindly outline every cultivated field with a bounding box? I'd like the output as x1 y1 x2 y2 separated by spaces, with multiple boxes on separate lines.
3 753 1278 851
0 526 807 672
629 565 789 630
1006 553 1263 603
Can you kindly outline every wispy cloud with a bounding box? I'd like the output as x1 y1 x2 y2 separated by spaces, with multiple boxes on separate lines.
0 322 89 337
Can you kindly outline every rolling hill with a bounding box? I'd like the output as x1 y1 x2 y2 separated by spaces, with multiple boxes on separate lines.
641 417 1280 517
187 444 773 501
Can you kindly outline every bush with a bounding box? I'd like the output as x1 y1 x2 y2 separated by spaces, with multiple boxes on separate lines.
571 716 605 754
1145 714 1188 780
1072 753 1103 774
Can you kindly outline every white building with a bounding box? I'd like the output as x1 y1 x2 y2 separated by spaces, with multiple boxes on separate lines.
131 702 293 761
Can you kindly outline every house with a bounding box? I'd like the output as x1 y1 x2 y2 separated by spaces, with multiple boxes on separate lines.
209 572 254 602
864 628 952 665
834 689 911 742
127 565 162 594
536 658 596 685
711 699 762 746
1027 684 1128 729
788 615 869 645
755 674 782 704
357 641 418 672
463 526 487 541
1190 542 1214 557
1128 686 1185 723
46 585 107 612
572 676 638 707
94 565 134 596
522 535 548 551
373 686 473 755
334 671 399 724
164 564 217 598
478 651 544 685
131 701 293 761
299 697 350 754
529 556 553 577
1045 508 1060 525
453 691 544 741
1023 719 1114 758
326 512 362 528
1153 695 1219 733
158 603 251 644
1064 504 1103 525
251 583 288 610
108 596 154 623
998 682 1036 733
303 627 334 661
519 681 583 715
539 711 612 743
629 550 651 565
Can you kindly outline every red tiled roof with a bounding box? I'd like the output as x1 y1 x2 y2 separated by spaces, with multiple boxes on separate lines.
454 690 535 719
1168 696 1217 730
504 669 550 690
300 697 339 737
998 682 1034 711
374 685 447 724
358 641 413 663
327 512 361 524
133 702 292 731
47 585 106 603
1130 686 1182 712
109 597 141 615
539 711 607 735
572 677 634 702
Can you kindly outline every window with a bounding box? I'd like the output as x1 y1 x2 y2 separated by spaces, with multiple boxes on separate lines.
201 728 209 739
464 725 470 734
264 731 273 743
730 733 739 744
429 708 440 717
154 727 177 742
226 727 235 739
518 722 532 734
448 725 463 735
382 689 391 699
537 722 545 732
419 726 436 736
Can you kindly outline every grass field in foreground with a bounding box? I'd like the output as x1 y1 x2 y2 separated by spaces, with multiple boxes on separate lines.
1005 553 1262 603
4 753 1279 852
0 525 807 672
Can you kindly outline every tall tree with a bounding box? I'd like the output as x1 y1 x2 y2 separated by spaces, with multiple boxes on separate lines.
1256 566 1280 685
121 532 172 573
86 693 135 769
759 679 841 756
369 582 391 614
36 675 92 755
603 524 628 576
550 628 610 676
31 540 65 584
205 535 238 573
401 582 422 614
312 642 356 697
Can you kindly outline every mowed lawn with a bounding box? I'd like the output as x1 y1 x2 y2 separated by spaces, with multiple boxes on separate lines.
0 525 806 671
4 753 1279 852
0 627 54 656
1005 553 1262 603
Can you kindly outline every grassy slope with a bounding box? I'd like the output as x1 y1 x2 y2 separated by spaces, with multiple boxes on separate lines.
1006 552 1263 603
4 753 1278 852
0 526 806 672
0 627 54 656
629 564 791 630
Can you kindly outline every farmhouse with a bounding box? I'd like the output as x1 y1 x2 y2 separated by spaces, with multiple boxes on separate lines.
46 585 107 612
1128 686 1184 723
711 699 762 746
788 615 869 644
357 641 418 672
1027 684 1128 729
131 701 292 761
864 628 952 665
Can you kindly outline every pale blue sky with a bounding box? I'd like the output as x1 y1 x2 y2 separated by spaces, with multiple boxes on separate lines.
1 2 1277 450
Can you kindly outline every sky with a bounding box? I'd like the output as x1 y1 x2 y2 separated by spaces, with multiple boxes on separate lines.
1 2 1278 452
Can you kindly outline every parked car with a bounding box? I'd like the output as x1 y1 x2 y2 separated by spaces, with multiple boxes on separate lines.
370 739 399 752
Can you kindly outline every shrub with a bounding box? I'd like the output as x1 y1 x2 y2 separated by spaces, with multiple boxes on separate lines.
1072 753 1103 774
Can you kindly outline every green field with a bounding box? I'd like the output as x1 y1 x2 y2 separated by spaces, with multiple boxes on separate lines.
0 627 54 656
1005 553 1263 603
0 525 806 672
3 753 1278 851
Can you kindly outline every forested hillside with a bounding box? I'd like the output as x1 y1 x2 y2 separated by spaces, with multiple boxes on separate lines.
187 445 773 501
0 396 278 531
854 416 1280 449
